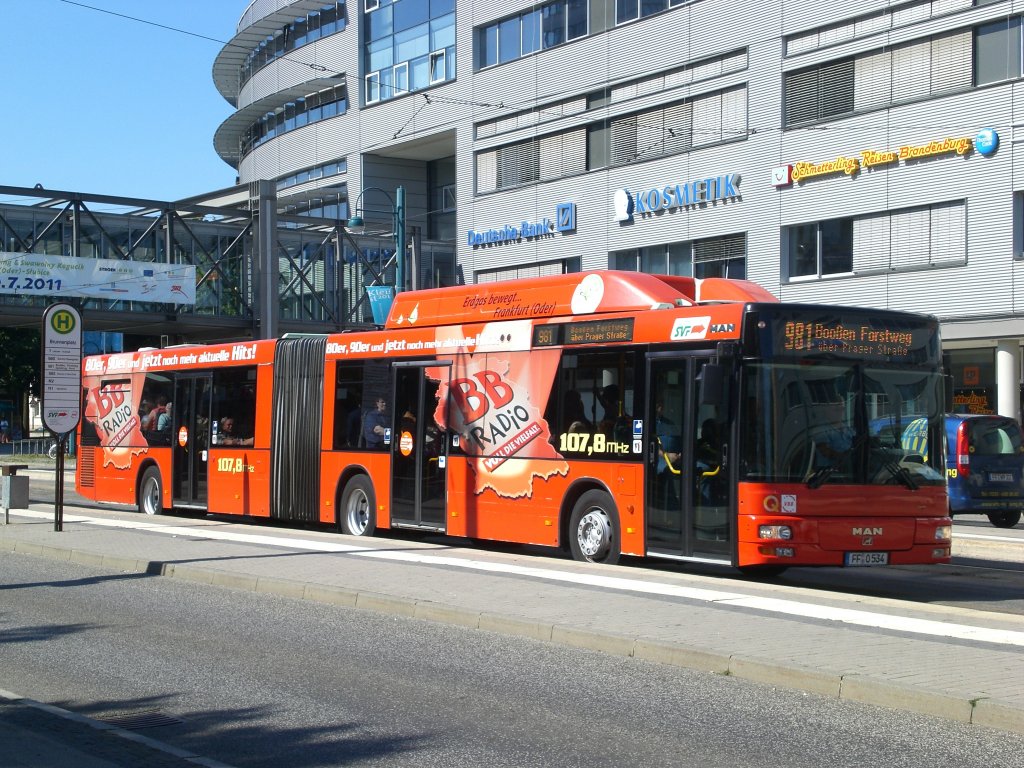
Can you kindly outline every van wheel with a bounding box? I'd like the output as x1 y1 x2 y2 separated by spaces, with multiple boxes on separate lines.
340 475 376 536
987 510 1022 528
568 490 620 565
138 466 164 516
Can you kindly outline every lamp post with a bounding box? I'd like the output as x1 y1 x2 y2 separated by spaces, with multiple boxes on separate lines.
347 186 406 292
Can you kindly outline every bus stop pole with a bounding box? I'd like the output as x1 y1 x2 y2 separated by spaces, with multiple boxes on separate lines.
54 433 65 532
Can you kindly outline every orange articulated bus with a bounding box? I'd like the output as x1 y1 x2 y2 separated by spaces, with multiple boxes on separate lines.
77 270 952 574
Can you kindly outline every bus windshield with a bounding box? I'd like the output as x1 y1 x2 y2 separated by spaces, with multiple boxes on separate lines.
739 361 945 487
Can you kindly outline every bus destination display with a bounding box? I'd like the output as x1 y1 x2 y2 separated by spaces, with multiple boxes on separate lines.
533 318 634 347
749 309 938 363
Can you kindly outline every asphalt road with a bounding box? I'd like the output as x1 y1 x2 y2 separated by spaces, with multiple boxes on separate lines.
3 551 1024 768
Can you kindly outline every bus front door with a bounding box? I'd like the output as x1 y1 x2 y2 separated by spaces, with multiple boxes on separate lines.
172 374 212 510
646 355 731 561
390 363 449 530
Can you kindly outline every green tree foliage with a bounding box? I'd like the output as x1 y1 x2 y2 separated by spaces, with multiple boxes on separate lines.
0 329 41 395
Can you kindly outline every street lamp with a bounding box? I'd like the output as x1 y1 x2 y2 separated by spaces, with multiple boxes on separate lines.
347 186 406 292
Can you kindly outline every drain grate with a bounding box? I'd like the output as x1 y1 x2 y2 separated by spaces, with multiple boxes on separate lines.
98 710 184 729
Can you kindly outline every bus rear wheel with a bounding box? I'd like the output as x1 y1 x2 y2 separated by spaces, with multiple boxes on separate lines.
138 466 164 516
568 490 621 565
987 510 1022 528
340 475 376 537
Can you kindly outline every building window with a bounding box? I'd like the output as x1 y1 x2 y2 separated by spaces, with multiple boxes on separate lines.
590 87 746 169
617 0 690 25
975 17 1022 85
784 60 854 126
364 0 455 103
785 219 853 279
786 27 986 127
787 202 965 280
611 234 746 278
241 83 347 159
477 0 588 69
430 50 446 83
476 259 575 283
239 4 345 89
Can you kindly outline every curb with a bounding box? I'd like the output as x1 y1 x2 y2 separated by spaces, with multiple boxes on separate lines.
2 535 1022 735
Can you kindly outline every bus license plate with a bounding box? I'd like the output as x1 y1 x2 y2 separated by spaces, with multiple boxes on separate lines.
989 472 1013 482
845 552 889 566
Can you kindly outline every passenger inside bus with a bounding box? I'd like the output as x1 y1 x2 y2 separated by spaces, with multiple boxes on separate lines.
363 397 389 449
597 384 631 441
564 389 593 433
219 417 253 446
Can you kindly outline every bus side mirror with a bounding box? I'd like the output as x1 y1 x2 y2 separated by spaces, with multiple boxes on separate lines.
943 374 953 413
700 364 725 406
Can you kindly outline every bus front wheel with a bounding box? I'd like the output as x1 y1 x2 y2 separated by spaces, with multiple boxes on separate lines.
568 490 621 565
138 467 164 516
340 475 377 537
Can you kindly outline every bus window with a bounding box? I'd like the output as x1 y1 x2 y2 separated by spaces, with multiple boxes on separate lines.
333 361 390 450
211 367 257 446
550 351 637 457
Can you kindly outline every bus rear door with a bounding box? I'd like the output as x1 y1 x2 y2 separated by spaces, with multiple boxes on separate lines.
646 355 731 562
172 373 212 510
391 362 449 530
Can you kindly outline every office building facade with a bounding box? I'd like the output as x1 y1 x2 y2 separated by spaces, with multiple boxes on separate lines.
214 0 1024 418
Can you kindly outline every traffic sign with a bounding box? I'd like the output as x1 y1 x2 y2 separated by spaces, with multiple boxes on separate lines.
41 303 82 435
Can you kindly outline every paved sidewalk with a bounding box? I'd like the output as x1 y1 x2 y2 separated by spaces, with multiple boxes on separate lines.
2 474 1024 765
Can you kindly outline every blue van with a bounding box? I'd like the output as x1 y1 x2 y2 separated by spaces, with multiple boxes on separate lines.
941 414 1024 528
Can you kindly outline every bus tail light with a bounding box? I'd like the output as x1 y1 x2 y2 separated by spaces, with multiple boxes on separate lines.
758 525 792 540
956 422 970 477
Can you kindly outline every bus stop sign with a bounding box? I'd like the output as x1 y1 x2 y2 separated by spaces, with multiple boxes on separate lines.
41 303 83 435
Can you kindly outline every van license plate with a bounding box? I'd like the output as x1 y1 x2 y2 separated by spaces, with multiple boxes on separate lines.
989 472 1013 482
845 552 889 566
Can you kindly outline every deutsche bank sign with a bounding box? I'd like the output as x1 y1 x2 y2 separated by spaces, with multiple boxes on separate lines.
467 202 576 247
613 173 741 223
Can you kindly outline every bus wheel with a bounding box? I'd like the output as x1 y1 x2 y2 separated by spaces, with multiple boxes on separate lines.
138 467 164 516
569 490 620 565
340 475 376 537
987 510 1022 528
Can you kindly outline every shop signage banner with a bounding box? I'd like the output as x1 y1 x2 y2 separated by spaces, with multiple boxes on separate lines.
0 252 195 304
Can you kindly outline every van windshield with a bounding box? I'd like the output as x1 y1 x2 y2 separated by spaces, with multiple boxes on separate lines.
739 361 945 487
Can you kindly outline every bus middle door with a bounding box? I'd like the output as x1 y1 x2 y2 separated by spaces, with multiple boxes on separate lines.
646 355 731 561
390 362 449 531
172 374 212 510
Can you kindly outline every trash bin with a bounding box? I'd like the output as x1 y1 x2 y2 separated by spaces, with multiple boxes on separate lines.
1 464 29 524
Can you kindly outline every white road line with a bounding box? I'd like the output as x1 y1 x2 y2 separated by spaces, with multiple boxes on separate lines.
12 509 1024 647
956 531 1022 543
